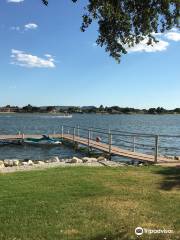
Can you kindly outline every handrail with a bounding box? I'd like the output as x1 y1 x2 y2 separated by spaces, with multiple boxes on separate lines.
63 124 180 138
63 125 154 137
63 125 113 136
61 124 180 162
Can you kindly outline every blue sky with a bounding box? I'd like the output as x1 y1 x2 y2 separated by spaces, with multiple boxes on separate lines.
0 0 180 108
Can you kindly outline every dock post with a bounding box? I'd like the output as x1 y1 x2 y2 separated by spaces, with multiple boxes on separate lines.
108 131 112 160
88 129 91 153
90 128 93 140
73 127 76 144
155 135 159 163
61 125 64 140
77 125 80 138
133 136 136 152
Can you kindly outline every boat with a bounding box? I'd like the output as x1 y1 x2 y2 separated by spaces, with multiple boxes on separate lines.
54 114 72 118
23 135 62 146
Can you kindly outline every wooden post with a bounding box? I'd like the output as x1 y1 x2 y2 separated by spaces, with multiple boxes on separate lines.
155 135 159 163
73 127 75 144
61 125 64 139
88 129 91 153
108 131 112 160
77 125 80 138
76 125 79 150
133 136 136 152
90 129 93 140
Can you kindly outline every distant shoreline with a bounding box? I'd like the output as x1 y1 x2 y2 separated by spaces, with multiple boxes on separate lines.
1 105 180 115
0 112 180 115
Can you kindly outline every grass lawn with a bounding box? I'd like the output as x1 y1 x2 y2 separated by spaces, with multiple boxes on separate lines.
0 166 179 240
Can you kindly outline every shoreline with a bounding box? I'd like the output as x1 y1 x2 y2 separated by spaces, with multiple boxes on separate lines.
0 162 104 174
0 112 180 115
0 157 127 174
1 157 179 174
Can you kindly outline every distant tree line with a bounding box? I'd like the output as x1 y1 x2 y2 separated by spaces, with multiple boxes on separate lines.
1 105 180 115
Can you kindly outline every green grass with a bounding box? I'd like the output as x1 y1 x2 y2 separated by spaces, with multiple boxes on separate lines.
0 166 179 240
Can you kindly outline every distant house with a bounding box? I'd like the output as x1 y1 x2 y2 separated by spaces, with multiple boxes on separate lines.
0 106 19 112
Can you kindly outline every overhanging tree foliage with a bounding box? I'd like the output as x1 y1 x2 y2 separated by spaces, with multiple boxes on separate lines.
42 0 179 62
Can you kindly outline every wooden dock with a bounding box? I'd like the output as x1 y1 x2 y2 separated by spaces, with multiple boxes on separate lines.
61 134 178 164
0 132 179 164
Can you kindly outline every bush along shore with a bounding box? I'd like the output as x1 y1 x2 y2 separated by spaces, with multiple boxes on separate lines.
0 156 146 173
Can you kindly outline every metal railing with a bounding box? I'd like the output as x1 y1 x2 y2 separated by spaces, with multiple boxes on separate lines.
7 124 179 162
60 125 180 162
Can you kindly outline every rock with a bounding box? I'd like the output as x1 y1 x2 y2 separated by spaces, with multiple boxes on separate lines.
27 160 34 166
82 157 89 163
174 156 180 161
21 162 28 166
45 159 50 163
65 159 72 163
90 158 98 162
165 155 175 160
97 156 107 161
4 159 14 167
38 161 45 165
0 160 5 168
59 159 65 162
82 157 97 163
50 156 60 163
45 157 60 163
70 157 83 163
4 159 20 167
33 160 39 164
13 160 20 166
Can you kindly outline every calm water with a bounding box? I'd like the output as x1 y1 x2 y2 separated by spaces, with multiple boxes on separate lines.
0 113 180 160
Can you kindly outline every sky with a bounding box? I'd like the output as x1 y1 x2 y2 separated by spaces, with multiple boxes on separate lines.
0 0 180 109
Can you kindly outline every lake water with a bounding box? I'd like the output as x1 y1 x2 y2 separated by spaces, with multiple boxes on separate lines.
0 113 180 160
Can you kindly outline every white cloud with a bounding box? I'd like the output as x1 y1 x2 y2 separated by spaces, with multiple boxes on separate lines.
10 23 38 32
165 32 180 42
127 38 169 53
24 23 38 30
44 54 52 58
7 0 24 3
152 32 163 37
11 49 56 68
153 28 180 42
170 27 178 32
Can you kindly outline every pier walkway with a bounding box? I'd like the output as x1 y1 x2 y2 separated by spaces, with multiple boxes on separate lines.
1 125 180 165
